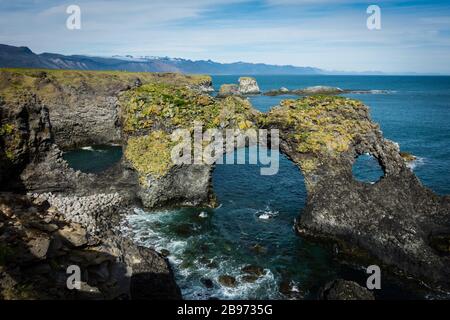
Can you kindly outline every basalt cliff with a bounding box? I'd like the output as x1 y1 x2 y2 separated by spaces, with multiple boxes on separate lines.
1 68 449 298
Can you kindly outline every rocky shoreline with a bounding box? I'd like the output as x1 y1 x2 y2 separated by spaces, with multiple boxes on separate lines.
1 69 450 299
0 193 181 299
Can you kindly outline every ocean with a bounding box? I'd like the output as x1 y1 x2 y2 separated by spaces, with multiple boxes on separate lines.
64 75 450 299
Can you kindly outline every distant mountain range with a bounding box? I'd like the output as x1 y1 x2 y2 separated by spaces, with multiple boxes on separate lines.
0 44 327 75
6 44 428 75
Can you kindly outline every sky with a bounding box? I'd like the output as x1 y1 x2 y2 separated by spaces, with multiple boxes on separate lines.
0 0 449 73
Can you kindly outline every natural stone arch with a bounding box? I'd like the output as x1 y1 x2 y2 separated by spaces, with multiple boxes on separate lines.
4 72 449 292
262 96 450 290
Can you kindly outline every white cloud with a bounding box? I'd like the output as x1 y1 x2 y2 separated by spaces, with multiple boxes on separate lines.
0 0 449 73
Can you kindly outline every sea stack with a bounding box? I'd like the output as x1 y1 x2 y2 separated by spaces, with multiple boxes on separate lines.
217 84 241 98
238 77 261 95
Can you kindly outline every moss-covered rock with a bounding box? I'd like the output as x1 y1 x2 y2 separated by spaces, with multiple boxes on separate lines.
0 69 213 149
121 82 257 134
125 131 175 180
265 96 376 173
120 83 259 207
217 84 240 98
400 151 416 162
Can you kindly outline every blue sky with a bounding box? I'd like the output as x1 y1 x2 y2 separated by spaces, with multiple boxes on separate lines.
0 0 449 73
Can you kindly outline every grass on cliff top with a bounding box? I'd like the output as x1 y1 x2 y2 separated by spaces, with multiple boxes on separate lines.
0 68 212 104
122 83 258 179
265 96 376 172
121 82 257 134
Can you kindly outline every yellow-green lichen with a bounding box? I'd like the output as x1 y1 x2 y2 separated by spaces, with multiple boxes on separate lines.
0 68 212 104
0 123 14 136
124 131 175 179
0 123 20 161
121 83 257 133
1 283 39 300
400 151 416 162
267 96 374 158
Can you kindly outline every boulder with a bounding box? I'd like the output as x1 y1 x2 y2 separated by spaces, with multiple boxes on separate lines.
26 234 51 260
217 84 241 98
319 279 375 300
238 77 261 95
264 87 291 96
241 265 265 277
58 225 88 248
218 275 237 287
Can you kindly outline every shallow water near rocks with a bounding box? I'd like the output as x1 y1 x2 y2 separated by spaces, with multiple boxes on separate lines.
64 75 450 299
63 145 122 173
123 148 339 299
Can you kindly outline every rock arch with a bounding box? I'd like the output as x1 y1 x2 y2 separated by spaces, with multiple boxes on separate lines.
2 71 449 292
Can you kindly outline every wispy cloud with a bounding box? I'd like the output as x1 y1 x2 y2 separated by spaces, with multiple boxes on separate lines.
0 0 449 73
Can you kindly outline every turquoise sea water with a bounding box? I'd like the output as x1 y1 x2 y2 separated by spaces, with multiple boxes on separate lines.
214 75 450 195
66 76 450 299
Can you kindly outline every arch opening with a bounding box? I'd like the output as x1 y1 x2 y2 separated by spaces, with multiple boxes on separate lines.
125 145 340 300
352 153 385 184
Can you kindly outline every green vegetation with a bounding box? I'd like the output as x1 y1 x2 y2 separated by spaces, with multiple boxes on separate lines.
0 68 212 103
0 123 14 136
266 96 375 172
400 151 416 162
0 123 20 161
125 131 176 180
121 82 257 133
1 283 39 300
121 83 258 182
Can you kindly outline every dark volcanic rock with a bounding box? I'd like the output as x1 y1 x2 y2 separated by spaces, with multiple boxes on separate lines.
264 96 450 290
242 275 259 283
264 86 344 96
218 275 237 287
319 279 375 300
0 193 181 300
0 93 52 189
241 265 265 277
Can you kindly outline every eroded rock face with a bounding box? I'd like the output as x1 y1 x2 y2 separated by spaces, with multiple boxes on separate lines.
217 84 241 98
319 280 375 300
0 193 181 300
0 93 52 189
120 83 259 208
263 96 450 290
217 77 261 97
138 164 215 208
2 69 450 294
0 69 214 149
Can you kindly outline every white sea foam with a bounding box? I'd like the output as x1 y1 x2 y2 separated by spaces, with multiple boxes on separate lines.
122 206 284 300
256 206 279 220
81 146 94 151
407 157 426 171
